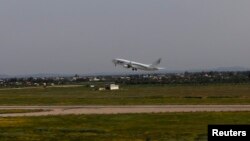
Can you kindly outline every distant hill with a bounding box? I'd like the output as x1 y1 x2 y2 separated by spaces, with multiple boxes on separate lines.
211 66 250 72
15 73 74 78
0 74 10 79
0 73 73 78
178 66 250 73
0 67 249 78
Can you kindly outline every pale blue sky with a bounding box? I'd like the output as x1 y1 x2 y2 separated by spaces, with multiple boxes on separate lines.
0 0 250 75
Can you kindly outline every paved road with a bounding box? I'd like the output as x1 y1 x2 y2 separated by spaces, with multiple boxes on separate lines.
0 105 250 117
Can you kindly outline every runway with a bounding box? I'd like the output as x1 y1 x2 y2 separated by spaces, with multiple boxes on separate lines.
0 105 250 117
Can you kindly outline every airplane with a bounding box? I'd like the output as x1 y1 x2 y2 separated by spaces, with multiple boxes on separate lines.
112 58 164 71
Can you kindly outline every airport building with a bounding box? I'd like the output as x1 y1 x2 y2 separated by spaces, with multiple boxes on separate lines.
106 84 119 90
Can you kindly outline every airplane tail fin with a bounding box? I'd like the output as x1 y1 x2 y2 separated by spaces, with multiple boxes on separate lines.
150 58 161 67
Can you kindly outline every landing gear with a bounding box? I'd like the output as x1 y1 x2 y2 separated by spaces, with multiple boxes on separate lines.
132 68 137 71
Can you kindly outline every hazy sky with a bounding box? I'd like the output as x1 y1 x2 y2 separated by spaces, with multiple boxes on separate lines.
0 0 250 75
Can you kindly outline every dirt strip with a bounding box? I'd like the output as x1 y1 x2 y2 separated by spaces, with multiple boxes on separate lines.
0 105 250 117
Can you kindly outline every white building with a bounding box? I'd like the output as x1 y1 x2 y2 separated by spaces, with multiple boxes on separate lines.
106 84 119 90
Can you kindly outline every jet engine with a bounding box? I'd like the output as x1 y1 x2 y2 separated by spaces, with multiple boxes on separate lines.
123 64 131 68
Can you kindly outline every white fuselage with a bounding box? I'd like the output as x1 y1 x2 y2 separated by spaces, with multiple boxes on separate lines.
112 58 163 71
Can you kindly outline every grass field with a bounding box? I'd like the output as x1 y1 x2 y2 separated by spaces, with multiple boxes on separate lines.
0 112 249 141
0 84 250 141
0 84 249 105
